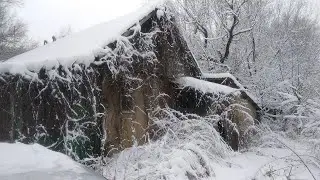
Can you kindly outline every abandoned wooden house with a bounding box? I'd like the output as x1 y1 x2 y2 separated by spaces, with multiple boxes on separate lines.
0 2 259 159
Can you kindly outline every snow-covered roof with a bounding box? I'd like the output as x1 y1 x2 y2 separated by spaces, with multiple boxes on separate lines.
177 76 240 95
202 72 260 108
0 143 105 180
0 0 165 75
202 72 245 89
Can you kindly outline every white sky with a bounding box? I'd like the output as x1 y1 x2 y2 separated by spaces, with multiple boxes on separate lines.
18 0 145 43
17 0 319 44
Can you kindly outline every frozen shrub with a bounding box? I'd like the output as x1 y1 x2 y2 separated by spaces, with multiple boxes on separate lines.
98 107 232 180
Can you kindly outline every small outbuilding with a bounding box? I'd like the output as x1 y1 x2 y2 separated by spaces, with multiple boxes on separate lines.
0 1 260 160
174 73 261 150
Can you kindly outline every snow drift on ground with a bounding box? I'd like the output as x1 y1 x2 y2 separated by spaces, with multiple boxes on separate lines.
0 143 106 180
214 136 320 180
1 128 320 179
97 108 320 180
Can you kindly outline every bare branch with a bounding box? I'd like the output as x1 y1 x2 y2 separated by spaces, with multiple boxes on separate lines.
233 27 253 36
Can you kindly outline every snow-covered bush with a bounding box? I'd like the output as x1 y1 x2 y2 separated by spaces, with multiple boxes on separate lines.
258 85 320 160
261 91 320 139
98 107 232 179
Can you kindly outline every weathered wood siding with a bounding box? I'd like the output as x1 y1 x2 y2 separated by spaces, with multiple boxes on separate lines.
0 66 105 159
0 10 202 159
173 84 258 150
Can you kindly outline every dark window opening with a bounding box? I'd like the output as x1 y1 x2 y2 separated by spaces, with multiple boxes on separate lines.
121 93 133 112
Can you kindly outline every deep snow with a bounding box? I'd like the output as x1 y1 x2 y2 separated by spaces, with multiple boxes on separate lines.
0 143 106 180
1 136 319 180
214 137 320 180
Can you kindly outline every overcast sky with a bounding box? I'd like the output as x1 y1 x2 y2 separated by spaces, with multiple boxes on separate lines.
18 0 145 42
17 0 319 43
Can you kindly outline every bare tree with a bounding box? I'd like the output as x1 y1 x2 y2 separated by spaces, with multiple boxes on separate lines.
57 25 72 38
215 0 257 64
175 0 320 112
0 0 36 61
176 0 258 65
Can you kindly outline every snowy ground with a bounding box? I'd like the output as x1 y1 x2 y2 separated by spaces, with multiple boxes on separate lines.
1 137 319 180
0 143 105 180
214 137 320 180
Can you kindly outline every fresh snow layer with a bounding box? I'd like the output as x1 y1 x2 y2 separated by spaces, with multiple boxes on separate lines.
0 143 105 180
202 72 246 89
0 0 165 75
101 134 320 180
177 76 239 95
202 72 260 105
214 138 320 180
1 136 319 179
